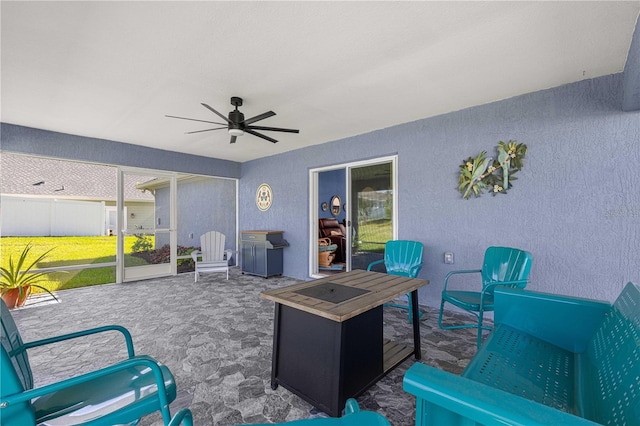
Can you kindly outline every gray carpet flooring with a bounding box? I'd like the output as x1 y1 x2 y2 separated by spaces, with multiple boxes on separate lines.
13 268 484 425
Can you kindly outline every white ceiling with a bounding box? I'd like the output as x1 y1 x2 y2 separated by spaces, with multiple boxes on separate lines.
2 1 639 163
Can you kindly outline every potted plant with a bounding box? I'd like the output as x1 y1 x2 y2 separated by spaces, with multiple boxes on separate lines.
0 243 58 309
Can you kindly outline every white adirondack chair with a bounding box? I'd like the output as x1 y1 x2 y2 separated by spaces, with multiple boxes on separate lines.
191 231 233 281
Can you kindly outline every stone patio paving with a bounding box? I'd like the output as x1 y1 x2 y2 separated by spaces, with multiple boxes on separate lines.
12 268 482 425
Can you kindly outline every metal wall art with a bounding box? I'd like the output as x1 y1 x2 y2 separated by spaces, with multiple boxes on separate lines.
458 140 527 199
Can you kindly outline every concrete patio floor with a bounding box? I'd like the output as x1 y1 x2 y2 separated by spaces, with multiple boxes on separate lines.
12 268 482 425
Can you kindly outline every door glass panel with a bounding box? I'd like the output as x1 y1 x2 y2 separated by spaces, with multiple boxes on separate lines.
349 162 393 270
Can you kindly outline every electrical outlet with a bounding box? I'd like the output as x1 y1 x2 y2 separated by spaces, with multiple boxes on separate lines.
444 251 454 264
189 233 193 239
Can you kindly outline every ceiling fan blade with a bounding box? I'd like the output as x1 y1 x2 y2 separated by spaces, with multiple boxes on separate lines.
245 129 278 143
201 103 231 123
242 111 276 125
165 115 226 125
185 127 228 134
247 125 299 134
230 135 237 144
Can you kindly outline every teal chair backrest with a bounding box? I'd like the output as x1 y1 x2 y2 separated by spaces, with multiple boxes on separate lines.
481 246 532 292
383 240 424 278
583 282 640 424
1 299 37 423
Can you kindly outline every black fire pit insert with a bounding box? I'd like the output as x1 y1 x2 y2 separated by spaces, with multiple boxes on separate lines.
294 282 370 304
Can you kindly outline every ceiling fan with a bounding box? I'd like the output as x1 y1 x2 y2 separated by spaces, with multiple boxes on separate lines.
166 96 299 144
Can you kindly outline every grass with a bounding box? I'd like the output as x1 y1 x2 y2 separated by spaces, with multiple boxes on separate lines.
355 219 392 253
0 236 151 293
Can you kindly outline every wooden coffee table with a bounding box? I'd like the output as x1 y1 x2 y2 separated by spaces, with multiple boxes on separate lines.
260 269 429 417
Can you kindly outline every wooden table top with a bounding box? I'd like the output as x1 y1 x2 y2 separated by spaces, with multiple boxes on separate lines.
260 269 429 322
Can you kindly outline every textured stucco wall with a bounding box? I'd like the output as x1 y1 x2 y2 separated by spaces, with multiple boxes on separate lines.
240 73 640 307
175 178 237 252
153 178 236 255
0 123 240 179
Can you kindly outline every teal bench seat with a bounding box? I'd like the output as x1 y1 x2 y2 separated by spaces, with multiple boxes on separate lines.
403 282 640 426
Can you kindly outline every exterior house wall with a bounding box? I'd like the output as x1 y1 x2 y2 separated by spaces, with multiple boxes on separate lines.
239 73 640 308
126 202 155 232
153 178 237 259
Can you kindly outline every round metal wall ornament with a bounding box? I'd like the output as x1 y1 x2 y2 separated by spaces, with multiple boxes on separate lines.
256 183 273 211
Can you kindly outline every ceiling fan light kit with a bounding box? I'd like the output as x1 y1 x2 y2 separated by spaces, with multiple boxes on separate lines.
167 96 299 144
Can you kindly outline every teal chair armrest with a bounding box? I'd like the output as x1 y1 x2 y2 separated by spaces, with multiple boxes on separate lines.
408 262 424 278
403 363 598 426
169 408 193 426
23 325 135 358
468 279 526 305
442 269 482 291
2 355 174 425
479 279 528 300
494 288 610 353
367 259 385 271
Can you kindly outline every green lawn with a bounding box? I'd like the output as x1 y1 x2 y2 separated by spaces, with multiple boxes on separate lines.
0 236 151 293
355 219 392 253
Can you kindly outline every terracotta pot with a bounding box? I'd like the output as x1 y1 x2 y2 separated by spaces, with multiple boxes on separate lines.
1 286 31 309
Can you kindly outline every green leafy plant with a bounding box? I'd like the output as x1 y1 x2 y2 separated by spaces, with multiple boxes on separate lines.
458 140 527 199
132 233 154 252
0 243 59 303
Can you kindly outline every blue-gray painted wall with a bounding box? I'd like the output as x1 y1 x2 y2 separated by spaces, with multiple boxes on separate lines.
0 123 240 179
239 73 640 308
319 169 346 223
175 178 236 252
154 178 237 262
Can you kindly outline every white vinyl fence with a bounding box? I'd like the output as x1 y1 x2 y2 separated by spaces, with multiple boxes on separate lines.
1 195 105 236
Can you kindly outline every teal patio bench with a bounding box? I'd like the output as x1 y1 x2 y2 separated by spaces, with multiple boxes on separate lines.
403 282 640 426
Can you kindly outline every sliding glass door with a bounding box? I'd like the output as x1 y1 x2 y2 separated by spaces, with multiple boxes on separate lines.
310 156 397 277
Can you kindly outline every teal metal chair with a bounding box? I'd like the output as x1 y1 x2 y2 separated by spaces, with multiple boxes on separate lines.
251 398 390 425
0 298 180 425
367 240 425 323
170 399 389 425
169 408 194 425
438 246 533 348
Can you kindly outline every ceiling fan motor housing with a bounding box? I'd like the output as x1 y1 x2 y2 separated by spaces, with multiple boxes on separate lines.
228 110 245 131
